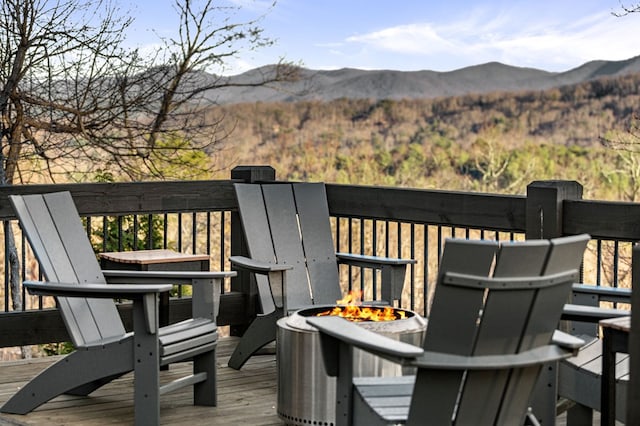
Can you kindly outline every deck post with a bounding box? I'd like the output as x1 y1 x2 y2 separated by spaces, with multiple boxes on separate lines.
229 166 276 337
525 180 583 240
628 244 640 424
526 180 583 425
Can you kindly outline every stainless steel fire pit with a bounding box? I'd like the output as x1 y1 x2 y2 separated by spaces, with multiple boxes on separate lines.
277 305 427 426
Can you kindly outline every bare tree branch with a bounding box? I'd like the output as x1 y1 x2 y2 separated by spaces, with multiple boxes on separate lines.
0 0 299 340
613 2 640 16
1 0 299 183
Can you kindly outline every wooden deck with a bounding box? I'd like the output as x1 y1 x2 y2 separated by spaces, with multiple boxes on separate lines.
0 337 283 425
0 336 612 426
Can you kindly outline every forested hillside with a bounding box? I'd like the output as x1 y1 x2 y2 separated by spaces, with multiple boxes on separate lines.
211 73 640 200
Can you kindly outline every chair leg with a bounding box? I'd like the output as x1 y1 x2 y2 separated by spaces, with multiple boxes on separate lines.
194 347 217 406
529 361 558 426
1 343 132 415
228 310 280 370
132 299 161 426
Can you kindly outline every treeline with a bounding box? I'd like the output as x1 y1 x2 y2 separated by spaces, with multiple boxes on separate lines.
209 73 640 200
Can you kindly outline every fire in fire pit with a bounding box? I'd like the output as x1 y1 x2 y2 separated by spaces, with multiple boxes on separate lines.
317 304 404 321
315 290 406 321
277 294 426 426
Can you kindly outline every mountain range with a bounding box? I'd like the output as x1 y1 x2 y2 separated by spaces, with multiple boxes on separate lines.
205 55 640 104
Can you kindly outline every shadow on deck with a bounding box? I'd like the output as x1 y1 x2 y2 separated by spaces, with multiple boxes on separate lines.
0 337 282 426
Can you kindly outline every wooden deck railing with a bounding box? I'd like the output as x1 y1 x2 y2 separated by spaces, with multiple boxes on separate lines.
1 166 639 349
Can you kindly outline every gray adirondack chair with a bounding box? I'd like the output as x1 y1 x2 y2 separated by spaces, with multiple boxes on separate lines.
306 234 590 426
1 192 236 425
228 182 416 370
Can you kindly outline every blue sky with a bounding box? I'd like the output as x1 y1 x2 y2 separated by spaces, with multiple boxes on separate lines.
125 0 640 75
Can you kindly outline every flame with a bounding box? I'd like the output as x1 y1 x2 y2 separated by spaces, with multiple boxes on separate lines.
336 289 363 305
316 290 405 322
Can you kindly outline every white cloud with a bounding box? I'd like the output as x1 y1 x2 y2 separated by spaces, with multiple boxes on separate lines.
347 24 455 55
342 8 640 71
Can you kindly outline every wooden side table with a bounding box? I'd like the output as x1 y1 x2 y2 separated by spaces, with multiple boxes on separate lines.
600 316 631 426
100 249 211 327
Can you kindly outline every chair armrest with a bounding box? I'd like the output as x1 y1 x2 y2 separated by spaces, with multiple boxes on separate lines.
229 255 292 312
229 256 292 273
307 316 576 375
561 303 630 323
551 330 586 354
572 283 631 304
336 253 416 302
24 280 172 299
336 252 416 267
24 280 170 334
103 269 236 285
412 345 576 370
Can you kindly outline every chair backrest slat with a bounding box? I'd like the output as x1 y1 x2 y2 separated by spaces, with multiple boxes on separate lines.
292 183 342 304
10 192 125 347
423 238 499 353
261 184 313 310
234 184 279 313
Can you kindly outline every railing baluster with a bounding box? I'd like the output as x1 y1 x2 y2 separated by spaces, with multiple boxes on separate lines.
147 214 153 249
177 213 183 252
348 218 353 291
597 239 603 286
359 218 365 293
20 229 26 311
192 212 197 254
102 216 108 252
133 215 139 250
335 216 341 254
410 223 415 311
117 216 123 252
423 224 429 317
437 226 443 266
163 213 168 249
2 222 7 312
613 240 620 289
86 217 92 243
372 219 378 300
219 211 224 272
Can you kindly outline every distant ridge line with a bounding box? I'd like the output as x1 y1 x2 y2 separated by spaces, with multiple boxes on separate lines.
205 55 640 104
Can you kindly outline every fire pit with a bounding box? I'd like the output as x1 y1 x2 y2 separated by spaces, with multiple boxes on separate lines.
277 304 426 426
